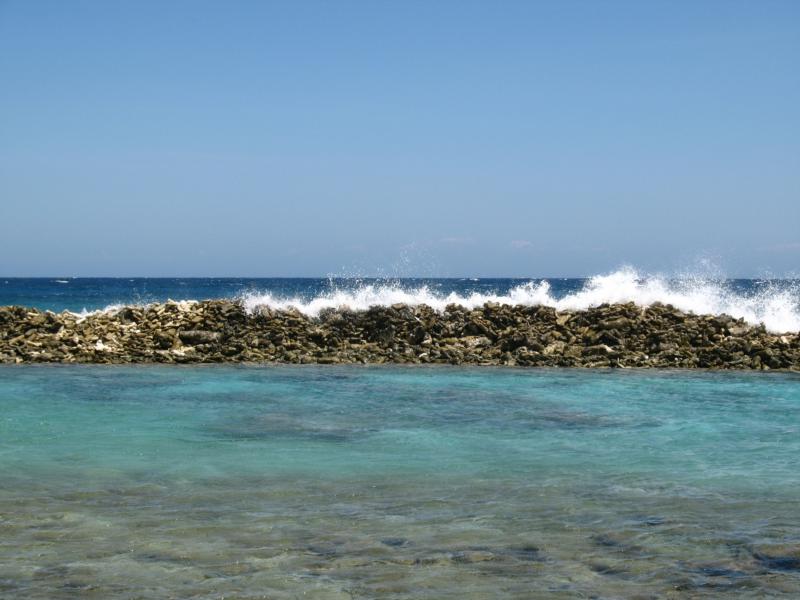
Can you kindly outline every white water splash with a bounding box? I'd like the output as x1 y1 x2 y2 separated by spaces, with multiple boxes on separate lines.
71 300 197 322
240 268 800 333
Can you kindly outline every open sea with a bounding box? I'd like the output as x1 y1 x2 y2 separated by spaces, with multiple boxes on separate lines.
1 274 800 598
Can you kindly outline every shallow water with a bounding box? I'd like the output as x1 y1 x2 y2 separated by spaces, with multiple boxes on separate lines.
1 366 799 598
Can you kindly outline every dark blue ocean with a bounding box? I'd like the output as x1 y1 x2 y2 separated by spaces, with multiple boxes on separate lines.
3 276 564 313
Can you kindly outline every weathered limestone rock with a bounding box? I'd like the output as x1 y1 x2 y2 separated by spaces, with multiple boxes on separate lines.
0 301 798 369
178 330 221 345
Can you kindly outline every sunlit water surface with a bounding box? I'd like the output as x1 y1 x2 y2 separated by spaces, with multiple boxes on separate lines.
1 366 799 598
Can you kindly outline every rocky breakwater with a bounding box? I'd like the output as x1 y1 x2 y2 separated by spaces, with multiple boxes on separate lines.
0 300 799 369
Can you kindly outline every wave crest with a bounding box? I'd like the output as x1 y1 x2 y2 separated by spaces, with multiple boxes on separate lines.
240 268 800 333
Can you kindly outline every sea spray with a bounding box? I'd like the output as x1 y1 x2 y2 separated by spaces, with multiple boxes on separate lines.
6 269 798 334
239 268 800 333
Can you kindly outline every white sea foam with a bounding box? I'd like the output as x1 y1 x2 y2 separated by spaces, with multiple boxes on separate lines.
70 303 129 321
71 269 799 333
71 300 196 321
240 268 800 333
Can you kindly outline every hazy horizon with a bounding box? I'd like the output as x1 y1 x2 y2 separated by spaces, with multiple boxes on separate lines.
2 271 800 280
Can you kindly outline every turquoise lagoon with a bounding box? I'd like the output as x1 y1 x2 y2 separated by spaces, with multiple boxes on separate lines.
1 366 799 598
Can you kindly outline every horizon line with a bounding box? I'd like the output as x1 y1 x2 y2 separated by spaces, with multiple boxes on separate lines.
2 274 798 280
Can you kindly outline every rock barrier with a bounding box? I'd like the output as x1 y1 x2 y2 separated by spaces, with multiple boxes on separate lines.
1 300 798 369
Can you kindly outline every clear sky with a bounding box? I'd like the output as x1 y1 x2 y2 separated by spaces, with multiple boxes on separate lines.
1 0 798 277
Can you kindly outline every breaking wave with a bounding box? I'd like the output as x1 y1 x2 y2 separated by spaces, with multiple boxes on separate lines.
64 269 800 333
239 268 800 333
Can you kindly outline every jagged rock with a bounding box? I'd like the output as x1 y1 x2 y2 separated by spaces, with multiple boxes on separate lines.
178 330 221 345
0 300 796 369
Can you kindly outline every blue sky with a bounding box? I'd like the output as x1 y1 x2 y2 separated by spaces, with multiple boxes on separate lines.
1 0 798 277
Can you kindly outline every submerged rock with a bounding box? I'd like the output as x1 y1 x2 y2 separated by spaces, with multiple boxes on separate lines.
0 301 797 369
751 545 800 571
